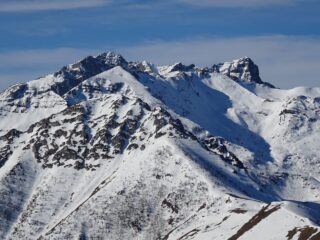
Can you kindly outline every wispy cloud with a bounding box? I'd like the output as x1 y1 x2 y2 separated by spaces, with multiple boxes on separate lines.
0 0 111 12
0 0 302 12
178 0 297 7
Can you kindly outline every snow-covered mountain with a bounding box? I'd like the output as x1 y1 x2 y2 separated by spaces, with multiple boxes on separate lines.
0 52 319 240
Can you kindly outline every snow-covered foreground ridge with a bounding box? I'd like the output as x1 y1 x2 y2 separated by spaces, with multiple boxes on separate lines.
0 52 319 240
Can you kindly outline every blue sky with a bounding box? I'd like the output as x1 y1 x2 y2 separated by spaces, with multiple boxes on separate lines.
0 0 319 90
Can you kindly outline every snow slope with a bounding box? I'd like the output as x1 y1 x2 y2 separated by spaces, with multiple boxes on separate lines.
0 52 319 240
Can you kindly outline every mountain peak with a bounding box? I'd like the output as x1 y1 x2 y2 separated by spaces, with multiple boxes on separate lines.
95 51 128 67
213 57 263 84
59 51 128 77
49 51 128 95
168 62 195 72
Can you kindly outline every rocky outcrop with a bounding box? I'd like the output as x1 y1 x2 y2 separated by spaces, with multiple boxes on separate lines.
52 52 128 95
202 136 245 169
212 57 263 84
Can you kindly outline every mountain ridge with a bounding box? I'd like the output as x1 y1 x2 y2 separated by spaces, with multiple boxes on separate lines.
0 52 319 240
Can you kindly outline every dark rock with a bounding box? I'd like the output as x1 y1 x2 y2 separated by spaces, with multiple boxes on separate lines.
0 129 22 144
140 145 146 151
203 136 245 169
52 52 128 96
162 198 179 214
0 146 13 168
280 109 297 115
53 146 80 161
127 143 139 151
170 63 195 72
212 57 263 84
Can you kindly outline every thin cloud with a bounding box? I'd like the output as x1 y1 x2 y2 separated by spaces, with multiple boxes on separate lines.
0 0 111 12
0 0 306 12
178 0 297 7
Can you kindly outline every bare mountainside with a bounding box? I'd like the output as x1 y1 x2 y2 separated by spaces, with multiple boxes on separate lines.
0 52 319 240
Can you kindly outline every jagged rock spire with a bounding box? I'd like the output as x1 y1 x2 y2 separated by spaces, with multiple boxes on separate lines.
212 57 263 84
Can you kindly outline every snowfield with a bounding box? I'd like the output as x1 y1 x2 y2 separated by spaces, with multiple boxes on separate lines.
0 52 319 240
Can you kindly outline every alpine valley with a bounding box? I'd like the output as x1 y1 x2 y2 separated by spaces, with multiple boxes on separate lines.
0 52 319 240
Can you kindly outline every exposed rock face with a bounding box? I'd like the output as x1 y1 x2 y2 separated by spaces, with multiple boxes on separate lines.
52 52 129 95
202 136 245 169
0 52 319 240
213 57 263 84
168 62 195 73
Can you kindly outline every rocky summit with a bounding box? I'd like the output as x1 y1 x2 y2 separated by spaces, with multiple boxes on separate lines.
0 52 319 240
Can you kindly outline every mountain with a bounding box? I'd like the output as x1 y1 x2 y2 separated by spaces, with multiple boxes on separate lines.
0 52 319 240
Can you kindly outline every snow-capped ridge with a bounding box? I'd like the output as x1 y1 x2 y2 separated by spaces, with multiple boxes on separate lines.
212 56 264 85
0 52 270 103
51 52 128 95
167 62 195 73
0 51 319 240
